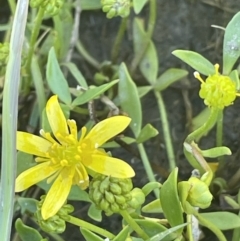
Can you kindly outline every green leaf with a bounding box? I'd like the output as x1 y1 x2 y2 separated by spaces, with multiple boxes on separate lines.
142 182 162 196
200 212 240 230
138 86 153 98
112 226 130 241
88 203 102 222
139 40 159 84
62 62 88 88
17 151 35 176
133 0 148 14
201 146 232 158
80 0 101 10
17 197 38 214
80 228 104 241
142 199 162 213
192 108 211 133
136 123 159 143
46 47 72 105
160 168 184 234
15 218 44 241
72 80 119 106
101 136 136 148
172 50 215 75
148 223 187 241
135 219 177 241
223 12 240 75
119 63 142 137
154 68 188 91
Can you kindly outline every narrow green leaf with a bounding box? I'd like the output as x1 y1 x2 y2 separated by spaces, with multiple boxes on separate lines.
62 62 88 88
229 69 240 90
148 223 187 241
118 63 142 137
80 0 101 10
154 68 188 91
223 12 240 75
142 199 162 213
17 198 38 214
15 218 44 241
139 40 159 84
88 203 102 222
138 86 153 98
80 228 104 241
102 136 136 148
200 212 240 230
112 226 130 241
172 50 215 75
72 80 119 106
142 182 162 196
160 168 184 234
133 0 148 14
201 146 232 158
135 219 177 241
46 47 72 104
136 124 159 143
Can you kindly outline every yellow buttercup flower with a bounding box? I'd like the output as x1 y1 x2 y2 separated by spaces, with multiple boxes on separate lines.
15 95 135 220
194 64 240 109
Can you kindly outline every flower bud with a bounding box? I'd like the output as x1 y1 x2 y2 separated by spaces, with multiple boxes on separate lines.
127 188 145 210
89 174 133 215
186 177 213 209
194 64 238 109
30 0 63 16
101 0 131 19
35 195 74 233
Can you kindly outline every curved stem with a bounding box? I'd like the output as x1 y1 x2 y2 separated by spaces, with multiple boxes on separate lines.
111 17 128 63
154 91 176 171
24 7 45 92
185 108 219 143
119 210 149 240
137 143 159 198
65 215 115 239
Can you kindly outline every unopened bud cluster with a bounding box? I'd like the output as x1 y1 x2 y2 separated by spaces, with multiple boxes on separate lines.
89 175 145 215
35 195 74 233
101 0 131 19
30 0 63 16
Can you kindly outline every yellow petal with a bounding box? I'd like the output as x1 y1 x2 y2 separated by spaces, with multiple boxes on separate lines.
84 116 131 147
46 95 69 139
41 168 73 220
17 132 51 157
15 162 57 192
85 154 135 178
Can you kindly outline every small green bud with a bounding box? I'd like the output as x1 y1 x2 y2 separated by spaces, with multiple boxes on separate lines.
35 196 74 233
110 183 122 195
105 191 115 204
115 195 126 205
99 199 110 210
110 202 120 212
187 177 213 209
127 188 145 209
99 176 110 193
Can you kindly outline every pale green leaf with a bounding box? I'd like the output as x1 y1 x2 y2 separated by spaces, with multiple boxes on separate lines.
112 226 130 241
136 124 159 143
138 86 153 98
172 50 215 75
88 203 102 222
142 199 162 213
80 228 104 241
201 146 232 158
133 0 148 14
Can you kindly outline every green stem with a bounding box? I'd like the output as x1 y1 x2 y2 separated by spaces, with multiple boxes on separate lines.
216 110 223 147
66 215 115 239
24 7 45 92
8 0 16 15
120 210 149 240
138 143 159 198
111 17 128 63
76 40 100 70
186 107 219 143
154 91 176 171
130 0 156 73
186 214 194 241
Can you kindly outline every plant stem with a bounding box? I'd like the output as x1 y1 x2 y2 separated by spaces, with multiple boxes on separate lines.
76 40 100 70
66 215 115 239
111 17 128 63
0 1 28 241
24 6 45 93
216 110 223 147
154 91 176 171
137 143 159 198
186 107 219 143
8 0 16 14
130 0 156 73
186 214 194 241
120 210 149 240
